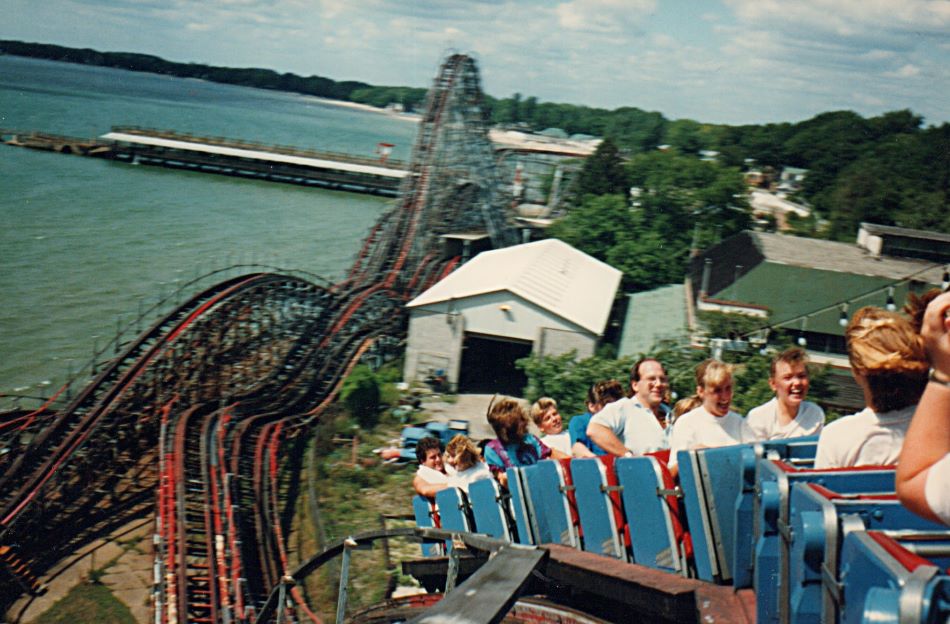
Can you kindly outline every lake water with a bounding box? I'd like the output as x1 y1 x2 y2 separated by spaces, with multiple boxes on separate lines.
0 55 419 402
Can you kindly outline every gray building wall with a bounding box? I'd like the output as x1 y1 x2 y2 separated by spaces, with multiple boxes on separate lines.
404 290 598 389
403 308 465 391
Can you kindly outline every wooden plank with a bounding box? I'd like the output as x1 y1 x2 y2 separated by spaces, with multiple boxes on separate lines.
408 546 546 624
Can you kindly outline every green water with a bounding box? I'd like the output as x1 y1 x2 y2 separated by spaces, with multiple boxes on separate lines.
0 55 418 401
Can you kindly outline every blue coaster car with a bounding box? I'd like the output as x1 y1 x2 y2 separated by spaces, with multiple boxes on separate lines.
838 529 950 624
754 461 897 624
787 483 946 624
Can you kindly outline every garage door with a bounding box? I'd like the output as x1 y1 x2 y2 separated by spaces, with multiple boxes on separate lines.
457 333 532 396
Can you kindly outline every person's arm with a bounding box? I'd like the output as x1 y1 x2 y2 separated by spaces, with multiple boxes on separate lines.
587 423 630 457
550 448 571 460
897 292 950 523
572 441 596 458
413 474 447 498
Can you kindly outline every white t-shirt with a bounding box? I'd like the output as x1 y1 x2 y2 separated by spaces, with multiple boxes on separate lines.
813 405 916 469
416 464 449 485
589 396 669 455
924 452 950 525
447 462 492 494
746 398 825 440
668 406 756 468
541 432 572 456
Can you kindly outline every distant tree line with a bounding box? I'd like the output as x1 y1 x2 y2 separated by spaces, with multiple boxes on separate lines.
5 39 947 239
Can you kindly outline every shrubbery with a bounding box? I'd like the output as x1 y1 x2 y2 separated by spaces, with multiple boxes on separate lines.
341 365 381 428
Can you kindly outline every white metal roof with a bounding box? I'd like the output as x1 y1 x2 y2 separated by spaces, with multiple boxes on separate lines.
407 239 622 335
100 132 409 179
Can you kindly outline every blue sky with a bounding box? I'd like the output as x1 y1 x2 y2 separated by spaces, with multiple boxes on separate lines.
4 0 950 125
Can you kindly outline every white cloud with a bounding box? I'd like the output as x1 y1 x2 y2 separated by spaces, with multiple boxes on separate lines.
887 63 922 77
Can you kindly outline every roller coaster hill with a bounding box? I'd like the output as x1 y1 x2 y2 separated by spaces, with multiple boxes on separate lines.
1 52 948 624
0 52 517 622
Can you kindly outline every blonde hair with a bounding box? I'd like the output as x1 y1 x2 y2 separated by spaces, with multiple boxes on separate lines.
846 306 927 412
445 434 481 472
673 395 702 421
695 359 733 389
530 397 558 425
488 397 529 445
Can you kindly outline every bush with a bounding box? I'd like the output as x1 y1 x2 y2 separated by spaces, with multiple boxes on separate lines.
341 366 381 428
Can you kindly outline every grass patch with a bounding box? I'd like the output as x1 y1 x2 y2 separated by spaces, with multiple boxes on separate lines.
35 583 135 624
291 404 422 622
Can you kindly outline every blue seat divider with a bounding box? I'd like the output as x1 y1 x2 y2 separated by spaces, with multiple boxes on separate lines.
615 455 687 575
468 477 514 541
506 467 536 545
571 457 626 560
522 460 578 547
733 436 820 589
435 487 473 553
677 445 749 583
787 483 946 624
753 462 897 624
838 530 950 624
412 495 440 557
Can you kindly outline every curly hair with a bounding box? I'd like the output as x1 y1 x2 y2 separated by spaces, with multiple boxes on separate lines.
846 306 928 412
487 397 528 446
588 380 625 406
414 435 443 465
445 434 481 472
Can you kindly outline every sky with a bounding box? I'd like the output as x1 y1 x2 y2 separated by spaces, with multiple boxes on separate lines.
4 0 950 125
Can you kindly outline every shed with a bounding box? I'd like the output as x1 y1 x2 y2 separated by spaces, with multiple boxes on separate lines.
404 239 622 395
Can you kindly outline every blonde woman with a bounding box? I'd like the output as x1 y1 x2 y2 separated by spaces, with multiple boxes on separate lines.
668 359 756 475
814 306 929 469
444 434 491 494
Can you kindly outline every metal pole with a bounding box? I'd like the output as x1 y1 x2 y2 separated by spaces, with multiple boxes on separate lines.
445 540 460 593
336 537 357 623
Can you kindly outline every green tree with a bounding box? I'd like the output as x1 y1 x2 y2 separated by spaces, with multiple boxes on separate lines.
571 138 629 199
341 366 381 428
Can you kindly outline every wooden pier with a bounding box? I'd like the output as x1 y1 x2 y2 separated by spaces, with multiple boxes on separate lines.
1 126 409 197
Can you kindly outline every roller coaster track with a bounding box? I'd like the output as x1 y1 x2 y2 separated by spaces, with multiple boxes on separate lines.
0 53 514 623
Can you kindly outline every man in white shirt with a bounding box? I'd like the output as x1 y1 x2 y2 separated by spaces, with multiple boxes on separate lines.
587 358 671 456
412 436 449 497
747 347 825 440
669 359 756 476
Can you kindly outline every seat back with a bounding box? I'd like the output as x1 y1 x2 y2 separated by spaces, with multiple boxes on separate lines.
434 487 473 553
506 467 536 545
615 454 691 575
468 477 514 541
677 444 749 583
571 457 627 560
522 460 579 547
412 495 441 557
